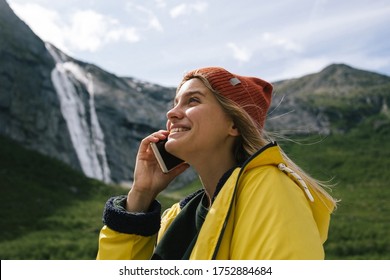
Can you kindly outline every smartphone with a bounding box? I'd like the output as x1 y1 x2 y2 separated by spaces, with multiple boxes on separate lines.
150 139 185 173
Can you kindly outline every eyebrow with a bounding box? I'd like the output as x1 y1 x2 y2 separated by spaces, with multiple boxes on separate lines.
173 90 206 105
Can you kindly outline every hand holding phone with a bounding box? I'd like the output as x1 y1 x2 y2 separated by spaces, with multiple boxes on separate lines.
150 139 185 173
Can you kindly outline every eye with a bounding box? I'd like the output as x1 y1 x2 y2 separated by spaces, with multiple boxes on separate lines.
188 96 200 104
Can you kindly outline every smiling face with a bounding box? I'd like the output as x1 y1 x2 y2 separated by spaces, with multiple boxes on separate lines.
165 78 239 166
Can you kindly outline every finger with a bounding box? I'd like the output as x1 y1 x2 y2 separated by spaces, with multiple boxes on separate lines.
138 130 169 154
146 130 169 143
151 130 169 140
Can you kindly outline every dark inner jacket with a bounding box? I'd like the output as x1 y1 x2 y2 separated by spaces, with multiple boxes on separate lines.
152 166 237 260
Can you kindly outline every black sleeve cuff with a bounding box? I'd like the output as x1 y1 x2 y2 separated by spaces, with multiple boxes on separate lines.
102 195 161 236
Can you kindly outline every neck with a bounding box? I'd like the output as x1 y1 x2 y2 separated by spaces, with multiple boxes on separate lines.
193 154 236 207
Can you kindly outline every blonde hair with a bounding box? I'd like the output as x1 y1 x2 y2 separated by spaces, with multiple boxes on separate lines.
179 74 338 209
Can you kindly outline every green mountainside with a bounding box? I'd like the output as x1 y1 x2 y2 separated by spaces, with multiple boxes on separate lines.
267 64 390 134
281 120 390 259
0 135 125 259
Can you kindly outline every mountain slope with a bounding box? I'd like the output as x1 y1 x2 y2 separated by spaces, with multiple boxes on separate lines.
0 134 127 259
267 64 390 134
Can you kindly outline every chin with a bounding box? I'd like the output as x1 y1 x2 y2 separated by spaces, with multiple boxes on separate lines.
165 138 180 153
166 138 188 159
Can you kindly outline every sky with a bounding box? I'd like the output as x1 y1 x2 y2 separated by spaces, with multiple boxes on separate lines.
7 0 390 87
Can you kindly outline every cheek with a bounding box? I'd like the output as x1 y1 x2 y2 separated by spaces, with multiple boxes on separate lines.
186 108 210 128
196 113 228 135
187 105 229 132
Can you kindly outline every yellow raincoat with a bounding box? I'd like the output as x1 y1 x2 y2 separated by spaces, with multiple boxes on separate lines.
97 142 334 260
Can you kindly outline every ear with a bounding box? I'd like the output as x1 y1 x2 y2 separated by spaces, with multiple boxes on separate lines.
228 123 240 137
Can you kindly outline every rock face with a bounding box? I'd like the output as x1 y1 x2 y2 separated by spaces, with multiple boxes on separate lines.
44 44 177 184
0 0 195 186
1 0 389 186
0 0 79 171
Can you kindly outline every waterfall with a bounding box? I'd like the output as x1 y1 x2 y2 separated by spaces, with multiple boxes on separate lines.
46 43 112 183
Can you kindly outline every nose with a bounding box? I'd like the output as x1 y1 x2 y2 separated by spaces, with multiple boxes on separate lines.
166 104 183 121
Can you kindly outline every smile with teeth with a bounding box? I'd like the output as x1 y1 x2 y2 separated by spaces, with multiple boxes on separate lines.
170 127 190 133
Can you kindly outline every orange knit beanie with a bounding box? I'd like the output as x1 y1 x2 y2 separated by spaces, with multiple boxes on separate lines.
182 67 273 129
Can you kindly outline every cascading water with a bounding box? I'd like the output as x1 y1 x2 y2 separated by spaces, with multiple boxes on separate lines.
46 43 111 183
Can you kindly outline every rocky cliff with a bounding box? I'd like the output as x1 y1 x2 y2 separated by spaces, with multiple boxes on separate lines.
0 0 190 185
0 0 80 171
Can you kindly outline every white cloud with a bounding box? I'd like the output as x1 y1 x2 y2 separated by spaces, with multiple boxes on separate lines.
149 16 164 32
154 0 167 9
66 10 109 52
9 2 69 51
227 32 301 65
10 2 140 53
65 10 140 52
262 32 302 53
227 43 251 63
105 27 139 44
191 2 208 13
170 4 187 18
125 3 164 32
170 2 208 18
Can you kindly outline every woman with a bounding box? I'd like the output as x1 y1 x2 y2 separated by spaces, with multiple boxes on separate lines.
97 67 337 260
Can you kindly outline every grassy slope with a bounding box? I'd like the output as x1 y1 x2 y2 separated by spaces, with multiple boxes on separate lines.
280 118 390 259
0 136 127 259
0 116 389 259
